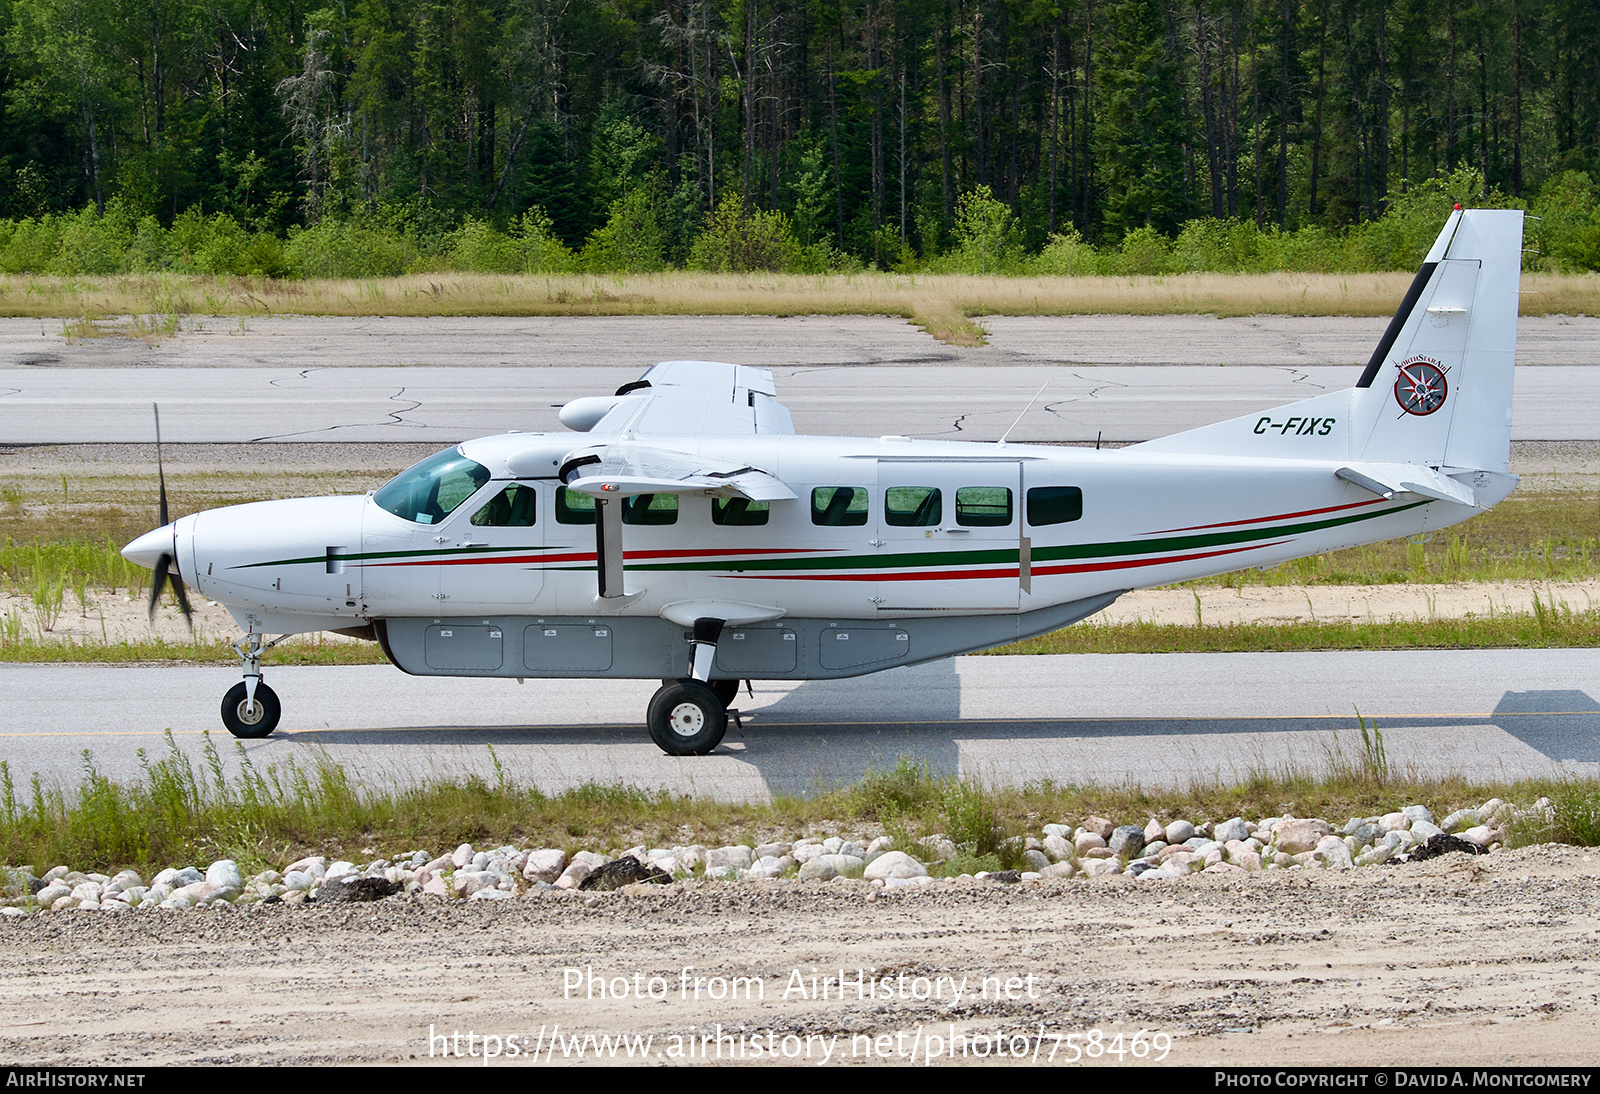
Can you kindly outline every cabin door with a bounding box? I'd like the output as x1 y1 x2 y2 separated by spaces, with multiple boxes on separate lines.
873 460 1022 612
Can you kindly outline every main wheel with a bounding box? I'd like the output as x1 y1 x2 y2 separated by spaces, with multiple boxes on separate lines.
221 681 281 739
647 679 728 756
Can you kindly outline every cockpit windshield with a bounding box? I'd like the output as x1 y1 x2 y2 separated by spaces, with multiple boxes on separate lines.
373 449 491 525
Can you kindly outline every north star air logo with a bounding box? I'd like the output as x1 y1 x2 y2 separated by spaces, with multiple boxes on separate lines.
1394 355 1449 416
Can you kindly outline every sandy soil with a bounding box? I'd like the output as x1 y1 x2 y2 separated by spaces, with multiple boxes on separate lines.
3 844 1597 1067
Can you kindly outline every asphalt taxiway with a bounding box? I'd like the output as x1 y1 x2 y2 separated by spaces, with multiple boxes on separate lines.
4 649 1595 801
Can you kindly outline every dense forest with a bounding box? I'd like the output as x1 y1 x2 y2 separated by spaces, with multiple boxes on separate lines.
2 0 1599 275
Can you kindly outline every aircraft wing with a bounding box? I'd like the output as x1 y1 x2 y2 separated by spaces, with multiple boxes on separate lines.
558 360 796 437
560 443 798 501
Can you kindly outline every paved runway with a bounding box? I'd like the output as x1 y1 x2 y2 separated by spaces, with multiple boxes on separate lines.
2 314 1598 443
4 650 1596 801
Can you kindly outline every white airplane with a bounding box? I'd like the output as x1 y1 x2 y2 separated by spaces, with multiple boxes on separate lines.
123 207 1523 755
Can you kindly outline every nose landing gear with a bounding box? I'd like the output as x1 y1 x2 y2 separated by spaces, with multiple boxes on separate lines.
222 630 289 739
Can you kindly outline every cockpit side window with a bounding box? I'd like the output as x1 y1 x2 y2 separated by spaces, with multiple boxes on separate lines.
373 450 491 525
556 486 596 524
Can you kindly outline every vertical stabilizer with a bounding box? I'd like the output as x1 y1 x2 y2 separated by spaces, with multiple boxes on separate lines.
1350 208 1522 472
1134 208 1523 477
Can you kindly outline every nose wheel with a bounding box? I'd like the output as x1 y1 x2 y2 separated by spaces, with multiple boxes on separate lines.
223 629 290 738
222 681 281 739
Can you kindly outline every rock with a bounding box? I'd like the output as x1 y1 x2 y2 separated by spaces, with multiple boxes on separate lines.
317 877 403 903
1440 809 1484 834
522 849 567 883
746 856 794 880
1313 836 1354 869
1143 818 1166 842
451 843 474 868
1164 819 1196 844
1022 849 1051 872
1273 819 1332 855
1407 833 1488 860
1402 805 1435 826
1081 816 1115 840
1074 831 1107 854
579 858 671 891
1410 820 1445 842
1109 826 1145 857
863 852 927 881
706 846 754 871
1213 817 1250 843
205 860 243 892
1042 835 1074 862
798 855 865 881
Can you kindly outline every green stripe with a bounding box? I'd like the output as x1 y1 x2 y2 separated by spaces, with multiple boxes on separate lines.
233 544 540 569
627 501 1428 574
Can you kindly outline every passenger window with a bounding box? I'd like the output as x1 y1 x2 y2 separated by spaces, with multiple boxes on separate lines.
955 486 1013 527
556 486 596 524
885 487 941 527
1027 486 1084 525
622 493 679 525
470 483 537 527
713 497 770 526
811 486 868 526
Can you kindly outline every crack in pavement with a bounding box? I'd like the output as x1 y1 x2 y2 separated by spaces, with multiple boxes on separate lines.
1040 372 1133 418
266 368 325 388
1275 366 1327 390
0 388 21 399
248 386 426 442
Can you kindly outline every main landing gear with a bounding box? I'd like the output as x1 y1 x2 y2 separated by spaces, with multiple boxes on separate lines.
222 630 288 739
646 617 748 756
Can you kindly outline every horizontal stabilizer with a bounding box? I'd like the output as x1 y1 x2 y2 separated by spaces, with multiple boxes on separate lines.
1335 463 1478 507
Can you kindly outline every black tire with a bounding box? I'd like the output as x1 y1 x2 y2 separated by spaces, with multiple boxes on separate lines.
710 679 741 707
647 679 728 756
221 681 281 739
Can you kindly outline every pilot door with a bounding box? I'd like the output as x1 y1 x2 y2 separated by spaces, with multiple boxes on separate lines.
433 480 547 614
873 460 1023 611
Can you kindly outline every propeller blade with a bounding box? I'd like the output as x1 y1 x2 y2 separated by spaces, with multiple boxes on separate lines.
154 402 169 528
149 553 171 621
171 572 193 628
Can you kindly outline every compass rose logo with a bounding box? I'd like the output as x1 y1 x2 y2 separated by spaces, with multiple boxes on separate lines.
1393 355 1449 416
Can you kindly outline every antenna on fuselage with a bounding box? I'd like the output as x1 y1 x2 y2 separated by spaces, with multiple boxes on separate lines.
998 381 1048 445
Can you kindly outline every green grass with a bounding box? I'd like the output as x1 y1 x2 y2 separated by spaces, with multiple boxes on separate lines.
994 604 1600 655
3 737 1594 879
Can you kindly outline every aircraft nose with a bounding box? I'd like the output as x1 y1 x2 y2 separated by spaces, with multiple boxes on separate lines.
122 525 174 570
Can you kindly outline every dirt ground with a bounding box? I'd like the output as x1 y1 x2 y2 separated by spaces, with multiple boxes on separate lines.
3 844 1597 1067
9 578 1600 650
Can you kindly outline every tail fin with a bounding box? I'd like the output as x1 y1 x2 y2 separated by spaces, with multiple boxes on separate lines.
1137 207 1523 475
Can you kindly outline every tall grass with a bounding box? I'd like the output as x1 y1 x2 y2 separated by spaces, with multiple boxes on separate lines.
4 737 1594 877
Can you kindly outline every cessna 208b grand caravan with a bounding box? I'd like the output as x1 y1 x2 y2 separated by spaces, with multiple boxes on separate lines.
123 208 1524 755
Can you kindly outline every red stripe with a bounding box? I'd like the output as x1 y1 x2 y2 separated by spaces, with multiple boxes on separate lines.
1149 498 1381 534
359 545 834 569
735 542 1284 582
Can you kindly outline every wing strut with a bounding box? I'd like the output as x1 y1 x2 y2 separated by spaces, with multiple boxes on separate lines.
595 495 627 599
